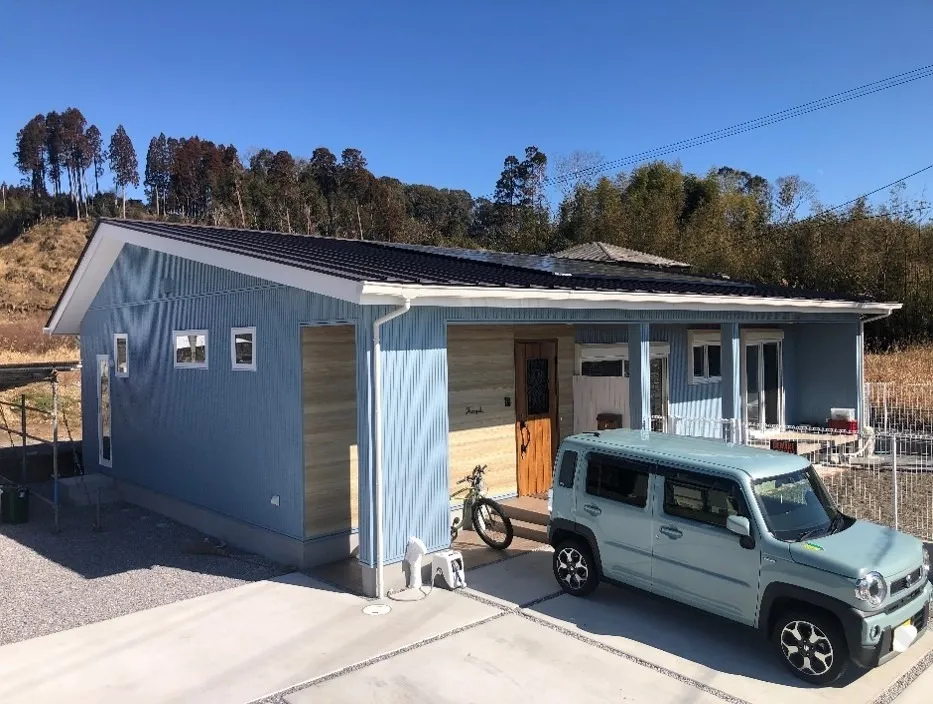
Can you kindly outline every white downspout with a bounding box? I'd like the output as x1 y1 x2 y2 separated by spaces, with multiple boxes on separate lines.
372 298 411 600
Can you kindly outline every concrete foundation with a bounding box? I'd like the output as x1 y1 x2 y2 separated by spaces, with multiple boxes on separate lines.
115 478 359 571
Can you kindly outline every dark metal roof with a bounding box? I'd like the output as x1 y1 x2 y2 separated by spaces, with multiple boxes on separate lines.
553 242 690 268
91 219 878 303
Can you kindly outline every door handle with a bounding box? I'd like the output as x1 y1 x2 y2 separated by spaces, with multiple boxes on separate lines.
519 420 531 458
659 525 682 539
583 504 602 516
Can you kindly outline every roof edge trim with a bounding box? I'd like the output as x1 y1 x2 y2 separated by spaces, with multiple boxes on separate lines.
45 221 366 335
358 282 902 316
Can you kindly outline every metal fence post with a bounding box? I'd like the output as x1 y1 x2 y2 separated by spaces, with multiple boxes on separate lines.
892 437 899 531
883 384 889 435
52 372 59 533
19 394 26 485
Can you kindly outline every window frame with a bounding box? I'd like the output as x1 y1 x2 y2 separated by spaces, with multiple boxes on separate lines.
688 330 722 385
583 451 652 509
173 329 209 370
113 333 129 378
557 449 579 488
660 468 748 530
230 326 257 372
96 354 112 468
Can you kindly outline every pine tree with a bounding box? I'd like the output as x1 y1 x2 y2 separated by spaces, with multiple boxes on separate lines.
108 125 139 218
85 125 105 195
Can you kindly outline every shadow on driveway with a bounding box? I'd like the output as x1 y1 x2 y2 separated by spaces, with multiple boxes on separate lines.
530 582 866 691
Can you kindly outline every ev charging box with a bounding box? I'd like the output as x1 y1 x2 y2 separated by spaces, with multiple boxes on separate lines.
432 550 466 590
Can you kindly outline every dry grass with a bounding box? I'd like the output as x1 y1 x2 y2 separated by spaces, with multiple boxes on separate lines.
865 345 933 384
0 218 90 317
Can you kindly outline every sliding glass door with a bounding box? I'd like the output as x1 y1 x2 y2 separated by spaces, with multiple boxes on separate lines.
743 335 784 432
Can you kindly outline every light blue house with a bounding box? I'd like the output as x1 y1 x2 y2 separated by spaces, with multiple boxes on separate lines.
45 220 900 596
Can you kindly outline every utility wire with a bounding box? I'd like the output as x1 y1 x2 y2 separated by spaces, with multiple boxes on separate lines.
475 63 933 203
544 64 933 189
692 163 933 262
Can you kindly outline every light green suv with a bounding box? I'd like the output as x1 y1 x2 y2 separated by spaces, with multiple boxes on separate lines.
546 429 932 685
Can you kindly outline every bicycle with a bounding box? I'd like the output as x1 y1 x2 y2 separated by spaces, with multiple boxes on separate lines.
449 464 514 550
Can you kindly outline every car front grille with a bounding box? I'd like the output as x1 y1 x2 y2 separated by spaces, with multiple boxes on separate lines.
891 567 925 596
912 607 927 632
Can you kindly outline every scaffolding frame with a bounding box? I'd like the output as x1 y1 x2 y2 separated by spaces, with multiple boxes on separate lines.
0 361 81 531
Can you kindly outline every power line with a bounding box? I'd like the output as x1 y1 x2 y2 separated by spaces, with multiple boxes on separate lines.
544 64 933 189
476 63 933 203
692 163 933 262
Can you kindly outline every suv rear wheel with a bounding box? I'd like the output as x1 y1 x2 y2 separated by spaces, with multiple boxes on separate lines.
772 608 849 685
553 539 599 596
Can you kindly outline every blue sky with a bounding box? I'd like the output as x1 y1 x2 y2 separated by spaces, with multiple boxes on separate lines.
2 0 932 211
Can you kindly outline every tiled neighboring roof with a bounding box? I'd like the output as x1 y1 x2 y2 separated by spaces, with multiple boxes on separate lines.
553 242 690 268
100 219 877 303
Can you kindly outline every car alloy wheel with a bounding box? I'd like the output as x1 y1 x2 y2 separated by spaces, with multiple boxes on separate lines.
556 546 589 591
779 620 834 677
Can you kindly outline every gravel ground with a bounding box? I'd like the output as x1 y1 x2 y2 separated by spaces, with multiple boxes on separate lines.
0 497 288 646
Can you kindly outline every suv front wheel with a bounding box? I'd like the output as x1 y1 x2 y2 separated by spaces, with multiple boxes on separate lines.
772 608 849 685
553 539 599 596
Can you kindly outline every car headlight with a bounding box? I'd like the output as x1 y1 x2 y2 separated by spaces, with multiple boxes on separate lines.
855 571 889 607
922 549 930 580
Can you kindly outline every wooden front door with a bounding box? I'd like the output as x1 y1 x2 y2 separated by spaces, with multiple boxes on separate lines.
514 340 558 496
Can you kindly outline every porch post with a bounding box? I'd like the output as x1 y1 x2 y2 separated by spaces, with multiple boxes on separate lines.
628 323 650 431
856 321 865 429
721 322 741 443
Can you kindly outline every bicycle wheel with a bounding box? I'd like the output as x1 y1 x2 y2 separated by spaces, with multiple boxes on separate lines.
471 497 513 550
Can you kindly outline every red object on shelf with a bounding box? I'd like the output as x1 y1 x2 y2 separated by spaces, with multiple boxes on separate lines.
828 418 858 433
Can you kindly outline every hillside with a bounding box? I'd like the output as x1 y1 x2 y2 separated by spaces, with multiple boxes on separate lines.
0 218 91 318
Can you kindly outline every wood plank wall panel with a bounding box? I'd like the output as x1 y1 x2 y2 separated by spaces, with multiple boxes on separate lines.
302 325 359 538
446 323 575 501
446 325 517 500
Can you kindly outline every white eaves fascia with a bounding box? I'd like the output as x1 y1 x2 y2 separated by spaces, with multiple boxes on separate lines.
45 222 365 335
358 282 903 316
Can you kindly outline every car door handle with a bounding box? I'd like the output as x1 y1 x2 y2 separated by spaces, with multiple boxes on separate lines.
659 525 682 539
582 504 602 516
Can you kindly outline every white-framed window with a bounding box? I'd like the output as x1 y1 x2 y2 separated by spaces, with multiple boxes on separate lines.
113 333 129 377
173 329 208 369
688 330 722 384
231 326 256 371
575 342 671 377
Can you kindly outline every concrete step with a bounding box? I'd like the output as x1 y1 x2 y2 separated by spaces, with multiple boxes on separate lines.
502 500 549 526
509 517 548 543
59 474 120 506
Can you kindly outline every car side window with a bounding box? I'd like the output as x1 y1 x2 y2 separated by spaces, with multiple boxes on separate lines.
557 450 578 488
585 453 650 508
663 470 747 528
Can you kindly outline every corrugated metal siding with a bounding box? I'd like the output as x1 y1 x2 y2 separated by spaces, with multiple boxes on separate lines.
356 307 450 565
80 245 866 565
82 249 361 540
792 322 861 425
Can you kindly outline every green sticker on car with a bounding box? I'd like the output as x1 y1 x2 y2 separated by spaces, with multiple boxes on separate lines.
804 542 824 551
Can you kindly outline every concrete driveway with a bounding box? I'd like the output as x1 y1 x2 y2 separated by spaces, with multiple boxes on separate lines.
0 546 930 703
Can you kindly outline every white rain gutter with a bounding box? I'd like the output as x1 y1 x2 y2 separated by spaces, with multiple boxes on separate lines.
372 298 411 600
861 311 896 324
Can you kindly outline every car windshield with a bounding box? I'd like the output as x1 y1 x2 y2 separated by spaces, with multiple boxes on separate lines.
752 466 842 542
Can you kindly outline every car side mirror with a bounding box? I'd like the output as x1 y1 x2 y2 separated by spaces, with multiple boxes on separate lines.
727 515 751 537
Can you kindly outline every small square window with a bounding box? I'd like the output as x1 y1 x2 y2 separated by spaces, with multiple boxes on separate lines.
231 327 256 371
114 334 129 377
174 330 208 369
